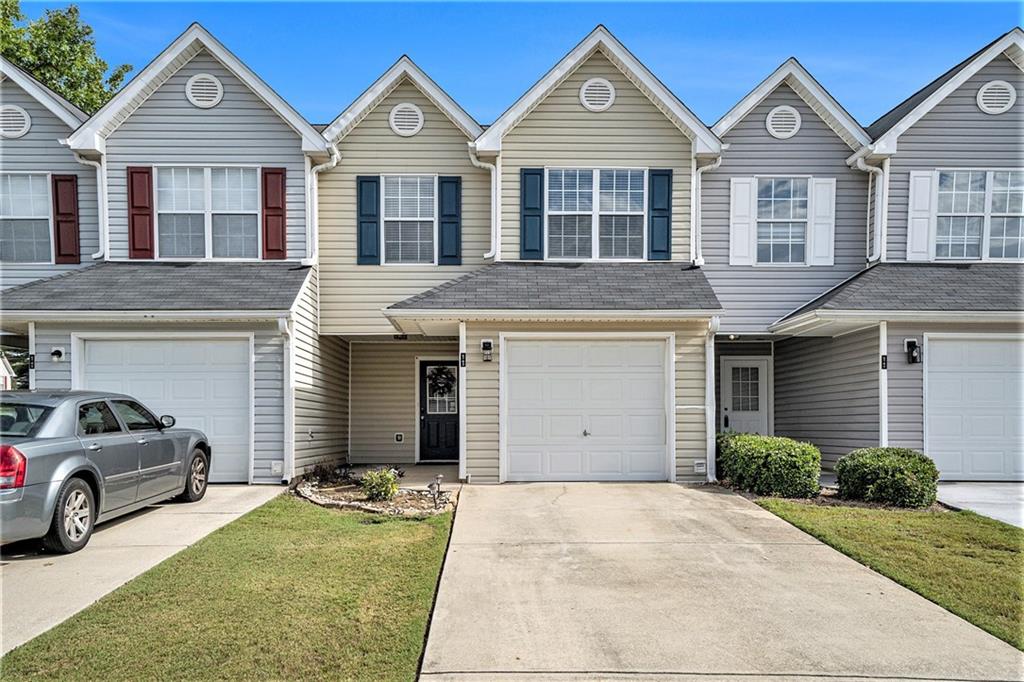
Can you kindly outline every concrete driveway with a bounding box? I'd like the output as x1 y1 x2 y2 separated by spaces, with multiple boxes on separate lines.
938 482 1023 527
1 484 281 654
422 483 1024 681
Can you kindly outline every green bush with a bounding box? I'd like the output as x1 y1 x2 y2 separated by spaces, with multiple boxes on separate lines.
836 448 938 508
361 468 399 501
717 433 820 498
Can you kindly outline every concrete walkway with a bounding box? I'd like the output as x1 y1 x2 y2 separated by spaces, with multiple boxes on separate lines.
1 484 281 654
938 482 1023 527
422 483 1024 681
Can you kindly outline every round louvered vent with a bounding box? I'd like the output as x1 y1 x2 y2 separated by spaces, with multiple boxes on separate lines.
579 77 616 112
766 105 801 139
186 73 224 108
0 105 31 138
389 103 424 136
977 80 1016 114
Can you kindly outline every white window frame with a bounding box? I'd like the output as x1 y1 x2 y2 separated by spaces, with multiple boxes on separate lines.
930 168 1024 263
753 174 812 267
544 166 648 262
0 171 55 265
379 173 438 266
153 164 262 261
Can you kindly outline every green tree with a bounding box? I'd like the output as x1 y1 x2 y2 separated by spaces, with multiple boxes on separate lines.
2 0 131 113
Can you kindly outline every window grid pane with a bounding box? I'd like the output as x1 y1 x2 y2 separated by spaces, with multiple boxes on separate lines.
598 215 643 259
730 366 760 412
384 220 434 263
0 174 50 217
548 169 593 213
157 167 204 212
211 167 258 212
548 214 593 259
212 214 259 258
599 169 644 213
989 217 1022 259
383 175 434 221
158 214 206 257
756 178 808 264
0 218 50 262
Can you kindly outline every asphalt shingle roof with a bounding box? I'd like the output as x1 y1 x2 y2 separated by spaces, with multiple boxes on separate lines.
781 262 1024 320
389 262 722 311
0 261 310 311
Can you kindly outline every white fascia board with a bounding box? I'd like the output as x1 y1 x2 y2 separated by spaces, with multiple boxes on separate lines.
383 308 719 322
712 58 870 149
770 309 1023 334
869 29 1024 153
0 56 87 129
474 25 721 155
2 310 291 323
67 23 327 154
321 56 483 142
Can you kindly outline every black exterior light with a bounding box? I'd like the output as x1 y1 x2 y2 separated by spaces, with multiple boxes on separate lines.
50 348 64 362
905 339 921 364
480 339 494 362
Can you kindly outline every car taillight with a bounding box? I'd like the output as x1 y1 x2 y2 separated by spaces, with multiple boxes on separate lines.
0 445 26 489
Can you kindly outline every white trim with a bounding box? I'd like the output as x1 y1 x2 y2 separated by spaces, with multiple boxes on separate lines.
322 56 482 142
879 321 888 447
66 23 327 154
0 104 31 138
0 55 87 128
385 308 717 322
704 317 719 481
712 58 870 149
458 321 467 481
770 309 1023 334
282 317 296 482
719 355 773 435
925 168 1024 264
1 310 289 323
497 331 676 483
413 355 459 464
27 321 35 390
475 26 720 155
379 173 438 266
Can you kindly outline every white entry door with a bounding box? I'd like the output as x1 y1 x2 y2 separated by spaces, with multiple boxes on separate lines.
80 338 252 483
721 357 770 434
926 336 1023 481
504 339 670 482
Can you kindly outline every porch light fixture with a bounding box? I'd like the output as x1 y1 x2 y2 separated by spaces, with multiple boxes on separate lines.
905 339 921 364
480 339 494 362
50 347 64 362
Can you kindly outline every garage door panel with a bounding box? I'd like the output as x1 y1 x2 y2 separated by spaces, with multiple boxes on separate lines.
549 379 583 402
507 448 543 476
549 450 585 475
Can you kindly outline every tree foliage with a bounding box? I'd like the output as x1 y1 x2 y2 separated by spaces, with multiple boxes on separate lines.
2 0 131 113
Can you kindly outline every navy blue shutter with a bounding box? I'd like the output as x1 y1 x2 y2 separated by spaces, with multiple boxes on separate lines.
356 176 380 265
520 168 544 260
437 176 461 265
647 169 672 260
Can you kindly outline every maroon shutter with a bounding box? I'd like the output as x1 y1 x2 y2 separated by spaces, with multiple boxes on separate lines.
127 166 154 259
51 175 80 264
262 168 287 260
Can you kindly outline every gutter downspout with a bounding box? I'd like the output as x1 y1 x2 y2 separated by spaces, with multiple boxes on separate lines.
301 142 341 267
279 316 296 482
468 142 497 260
704 315 720 482
72 152 107 260
854 156 886 263
692 154 723 266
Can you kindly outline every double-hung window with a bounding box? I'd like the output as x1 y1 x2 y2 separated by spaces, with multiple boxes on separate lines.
155 166 259 259
756 177 807 264
546 168 645 260
0 174 51 263
935 170 1024 260
382 175 435 264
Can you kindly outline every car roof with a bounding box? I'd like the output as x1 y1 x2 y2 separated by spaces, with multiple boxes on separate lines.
0 390 133 406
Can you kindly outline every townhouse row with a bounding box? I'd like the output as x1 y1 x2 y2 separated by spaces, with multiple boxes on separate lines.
1 24 1020 488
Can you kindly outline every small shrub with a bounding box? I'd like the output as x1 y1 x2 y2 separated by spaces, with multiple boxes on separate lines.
836 448 938 508
718 433 820 498
360 468 399 501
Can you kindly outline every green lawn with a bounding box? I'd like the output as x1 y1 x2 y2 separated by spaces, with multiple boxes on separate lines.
1 495 452 681
759 499 1024 650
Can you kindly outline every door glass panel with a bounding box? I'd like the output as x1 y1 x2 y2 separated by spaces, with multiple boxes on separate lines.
78 402 123 435
425 365 457 414
730 367 760 412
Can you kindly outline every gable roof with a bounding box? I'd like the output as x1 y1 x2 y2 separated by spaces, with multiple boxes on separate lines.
66 23 327 154
712 58 870 150
865 27 1024 152
0 55 87 129
321 56 482 142
474 25 721 156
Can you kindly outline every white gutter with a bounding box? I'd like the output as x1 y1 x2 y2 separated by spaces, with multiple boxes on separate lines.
279 316 296 482
692 154 723 266
385 308 720 322
878 321 888 447
72 151 108 260
704 315 720 481
468 142 498 260
854 156 887 263
2 310 291 323
302 142 341 266
458 321 467 481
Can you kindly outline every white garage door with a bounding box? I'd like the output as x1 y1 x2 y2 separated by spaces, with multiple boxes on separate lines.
927 337 1023 481
505 339 669 482
81 338 252 483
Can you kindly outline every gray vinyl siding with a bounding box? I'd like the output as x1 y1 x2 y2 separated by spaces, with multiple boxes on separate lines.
292 267 350 472
31 321 286 483
886 56 1024 261
714 340 773 432
104 50 307 260
701 84 869 333
774 326 880 469
0 79 98 289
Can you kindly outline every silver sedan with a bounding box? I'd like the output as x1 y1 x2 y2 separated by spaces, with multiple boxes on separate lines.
0 390 211 553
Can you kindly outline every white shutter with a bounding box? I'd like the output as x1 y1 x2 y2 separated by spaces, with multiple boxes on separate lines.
729 177 757 265
906 171 935 261
807 177 836 266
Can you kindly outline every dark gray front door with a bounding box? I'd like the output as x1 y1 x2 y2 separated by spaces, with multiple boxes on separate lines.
420 361 458 461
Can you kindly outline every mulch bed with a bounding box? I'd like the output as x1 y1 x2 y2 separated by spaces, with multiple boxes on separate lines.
295 481 457 517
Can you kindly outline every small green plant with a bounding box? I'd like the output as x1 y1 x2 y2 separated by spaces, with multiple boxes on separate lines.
361 468 399 502
836 447 938 508
718 432 821 498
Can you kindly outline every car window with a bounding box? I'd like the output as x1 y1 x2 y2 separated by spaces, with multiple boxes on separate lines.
78 402 123 436
0 403 53 437
111 400 162 431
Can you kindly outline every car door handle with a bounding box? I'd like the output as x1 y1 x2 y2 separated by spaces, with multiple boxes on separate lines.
87 443 103 452
137 438 149 446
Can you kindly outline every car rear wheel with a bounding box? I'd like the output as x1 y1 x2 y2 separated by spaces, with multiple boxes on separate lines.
42 478 95 554
178 448 209 503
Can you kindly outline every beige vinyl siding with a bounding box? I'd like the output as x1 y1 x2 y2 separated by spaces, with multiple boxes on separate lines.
318 79 490 335
499 50 692 262
292 267 350 472
349 340 458 464
464 321 708 483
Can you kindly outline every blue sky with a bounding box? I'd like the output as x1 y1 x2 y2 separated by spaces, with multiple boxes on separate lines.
21 2 1021 126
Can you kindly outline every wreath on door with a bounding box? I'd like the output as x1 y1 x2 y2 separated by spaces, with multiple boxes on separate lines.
427 366 456 397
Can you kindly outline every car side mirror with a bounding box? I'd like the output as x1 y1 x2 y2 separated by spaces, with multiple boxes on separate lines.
160 415 176 429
